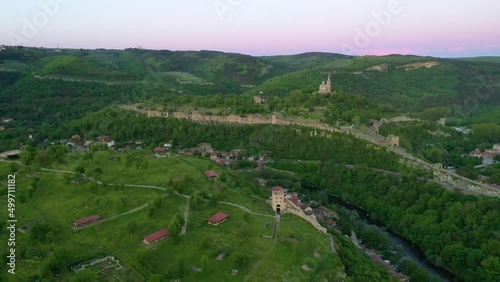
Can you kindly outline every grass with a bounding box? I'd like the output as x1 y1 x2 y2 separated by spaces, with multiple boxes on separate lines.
0 153 343 281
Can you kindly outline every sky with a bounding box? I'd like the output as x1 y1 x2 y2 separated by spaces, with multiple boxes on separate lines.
1 0 500 57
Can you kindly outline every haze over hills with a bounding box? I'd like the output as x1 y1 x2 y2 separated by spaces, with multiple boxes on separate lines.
1 46 499 114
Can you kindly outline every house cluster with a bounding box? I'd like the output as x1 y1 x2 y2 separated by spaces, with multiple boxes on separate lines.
60 135 119 151
470 144 500 165
73 210 230 246
453 126 472 134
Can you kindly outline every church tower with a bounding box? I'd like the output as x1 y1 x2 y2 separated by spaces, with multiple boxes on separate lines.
318 74 332 93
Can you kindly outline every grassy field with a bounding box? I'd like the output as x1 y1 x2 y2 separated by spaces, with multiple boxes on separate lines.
0 152 343 281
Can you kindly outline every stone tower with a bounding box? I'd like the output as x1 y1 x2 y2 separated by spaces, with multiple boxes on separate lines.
271 186 286 215
318 74 332 93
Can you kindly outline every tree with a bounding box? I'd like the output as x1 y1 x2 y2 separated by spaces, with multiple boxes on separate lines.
153 196 162 209
168 215 182 244
410 267 430 282
233 253 250 268
200 254 209 271
20 144 37 165
34 150 51 167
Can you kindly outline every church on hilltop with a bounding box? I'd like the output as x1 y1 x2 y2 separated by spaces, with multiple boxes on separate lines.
318 74 332 93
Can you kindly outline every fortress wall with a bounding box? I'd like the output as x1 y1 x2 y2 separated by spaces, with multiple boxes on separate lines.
285 200 327 234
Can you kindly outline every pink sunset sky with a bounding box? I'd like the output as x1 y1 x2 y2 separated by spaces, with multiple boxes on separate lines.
2 0 500 57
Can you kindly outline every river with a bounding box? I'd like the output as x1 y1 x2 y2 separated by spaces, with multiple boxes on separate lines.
327 194 459 282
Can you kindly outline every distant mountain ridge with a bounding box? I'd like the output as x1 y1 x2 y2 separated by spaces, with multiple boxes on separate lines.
1 46 499 112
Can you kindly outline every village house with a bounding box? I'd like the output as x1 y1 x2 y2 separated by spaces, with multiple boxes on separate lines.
143 229 169 244
204 170 218 179
153 147 166 154
73 214 101 227
164 141 173 150
1 118 14 123
0 126 4 131
210 152 218 160
325 220 337 227
0 150 21 159
207 212 229 226
214 158 225 166
71 134 81 139
96 135 111 142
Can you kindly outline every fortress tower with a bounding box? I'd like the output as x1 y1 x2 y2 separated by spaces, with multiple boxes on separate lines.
271 186 286 215
318 74 332 93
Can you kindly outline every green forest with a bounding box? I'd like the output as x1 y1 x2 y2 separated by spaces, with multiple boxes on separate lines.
268 161 500 282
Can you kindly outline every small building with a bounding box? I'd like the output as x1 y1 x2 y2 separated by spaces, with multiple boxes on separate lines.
387 135 400 146
493 144 500 151
1 118 14 123
71 135 81 139
73 214 101 227
143 229 169 244
325 220 336 227
304 207 313 215
253 91 265 105
214 158 225 166
432 163 443 170
153 147 166 154
437 118 446 126
204 170 218 179
0 126 5 131
164 141 173 149
470 149 482 158
96 135 111 142
207 212 229 225
172 177 183 183
0 150 21 159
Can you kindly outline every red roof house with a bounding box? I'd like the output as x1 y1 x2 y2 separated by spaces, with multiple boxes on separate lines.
207 212 229 225
143 229 169 244
73 214 101 227
153 147 166 153
204 170 218 179
325 220 337 227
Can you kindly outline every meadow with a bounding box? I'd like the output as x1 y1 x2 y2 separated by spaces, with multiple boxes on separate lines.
0 151 343 281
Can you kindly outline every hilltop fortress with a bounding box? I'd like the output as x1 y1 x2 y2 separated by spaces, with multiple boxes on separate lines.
318 74 332 93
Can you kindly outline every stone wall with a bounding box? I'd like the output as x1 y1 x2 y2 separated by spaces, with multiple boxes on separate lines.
284 199 327 234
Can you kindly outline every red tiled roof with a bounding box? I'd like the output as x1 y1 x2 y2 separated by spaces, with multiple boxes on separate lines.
143 229 169 243
207 212 229 224
204 170 218 178
272 186 282 191
154 147 166 153
74 214 100 226
325 220 336 226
